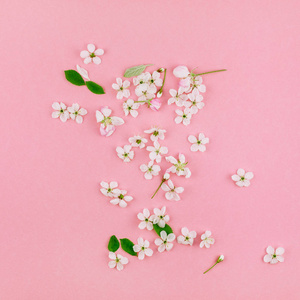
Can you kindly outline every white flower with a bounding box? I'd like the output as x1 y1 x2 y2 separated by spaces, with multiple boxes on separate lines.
146 141 168 163
112 78 130 100
168 88 188 107
133 72 151 86
185 89 204 114
175 108 192 126
155 231 176 252
135 83 156 101
166 154 191 178
133 238 153 260
76 65 90 80
161 179 184 201
149 71 163 88
177 227 197 245
116 145 134 162
108 252 128 271
188 133 209 152
200 231 215 248
137 208 154 230
140 161 161 180
231 169 254 187
263 246 284 264
100 181 118 197
192 76 206 93
129 135 148 148
123 99 139 118
80 44 104 65
152 206 170 228
96 106 124 137
110 189 133 208
173 66 190 78
144 127 166 142
52 102 70 122
67 103 87 124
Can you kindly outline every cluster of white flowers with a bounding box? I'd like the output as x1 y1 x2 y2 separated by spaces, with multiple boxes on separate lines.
112 69 166 118
100 181 133 208
169 66 206 126
52 102 87 123
176 228 215 248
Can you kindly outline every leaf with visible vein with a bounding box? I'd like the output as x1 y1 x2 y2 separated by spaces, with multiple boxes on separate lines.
124 64 153 78
64 70 85 86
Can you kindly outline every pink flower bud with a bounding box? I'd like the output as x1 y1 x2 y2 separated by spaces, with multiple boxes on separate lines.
173 66 190 78
100 124 115 137
149 98 161 111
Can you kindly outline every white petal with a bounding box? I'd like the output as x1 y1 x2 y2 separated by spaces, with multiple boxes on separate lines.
95 110 104 122
276 247 285 255
191 144 200 152
87 44 96 53
108 252 116 260
80 50 89 58
166 243 173 251
111 116 124 126
237 168 245 177
188 135 197 143
94 48 104 56
52 102 61 110
245 172 254 180
266 246 275 255
84 57 92 64
93 56 101 65
108 261 116 268
231 175 240 181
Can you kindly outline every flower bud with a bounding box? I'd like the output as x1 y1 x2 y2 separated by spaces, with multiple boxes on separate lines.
157 68 164 73
173 66 190 78
163 172 170 180
157 91 163 98
149 98 161 111
217 255 224 263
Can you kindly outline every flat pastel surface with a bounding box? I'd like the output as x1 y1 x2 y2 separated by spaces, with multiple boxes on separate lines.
1 1 299 299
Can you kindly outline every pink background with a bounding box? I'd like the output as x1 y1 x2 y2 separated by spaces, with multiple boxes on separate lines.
1 0 300 299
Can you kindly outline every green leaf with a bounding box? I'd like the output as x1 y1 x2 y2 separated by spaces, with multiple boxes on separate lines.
108 235 120 252
124 64 153 78
120 238 137 256
64 70 85 86
86 81 105 94
153 224 173 237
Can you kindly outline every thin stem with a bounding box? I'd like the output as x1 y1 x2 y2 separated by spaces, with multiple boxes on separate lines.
203 262 218 274
158 68 167 93
194 69 227 76
151 179 165 199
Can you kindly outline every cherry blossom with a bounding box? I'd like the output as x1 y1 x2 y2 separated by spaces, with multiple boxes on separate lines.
108 252 128 271
264 246 284 264
100 181 118 197
123 99 139 117
110 189 133 208
152 206 170 228
149 98 161 111
155 231 176 252
175 108 192 126
191 76 206 93
166 154 191 178
133 238 153 260
185 89 204 114
80 44 104 65
112 78 130 100
116 145 134 162
200 231 215 248
140 161 161 180
161 179 184 201
177 227 197 245
188 133 209 152
137 208 154 230
231 169 254 187
129 135 148 148
146 140 168 163
67 103 87 124
144 127 166 142
96 106 124 137
168 88 188 107
52 102 70 122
